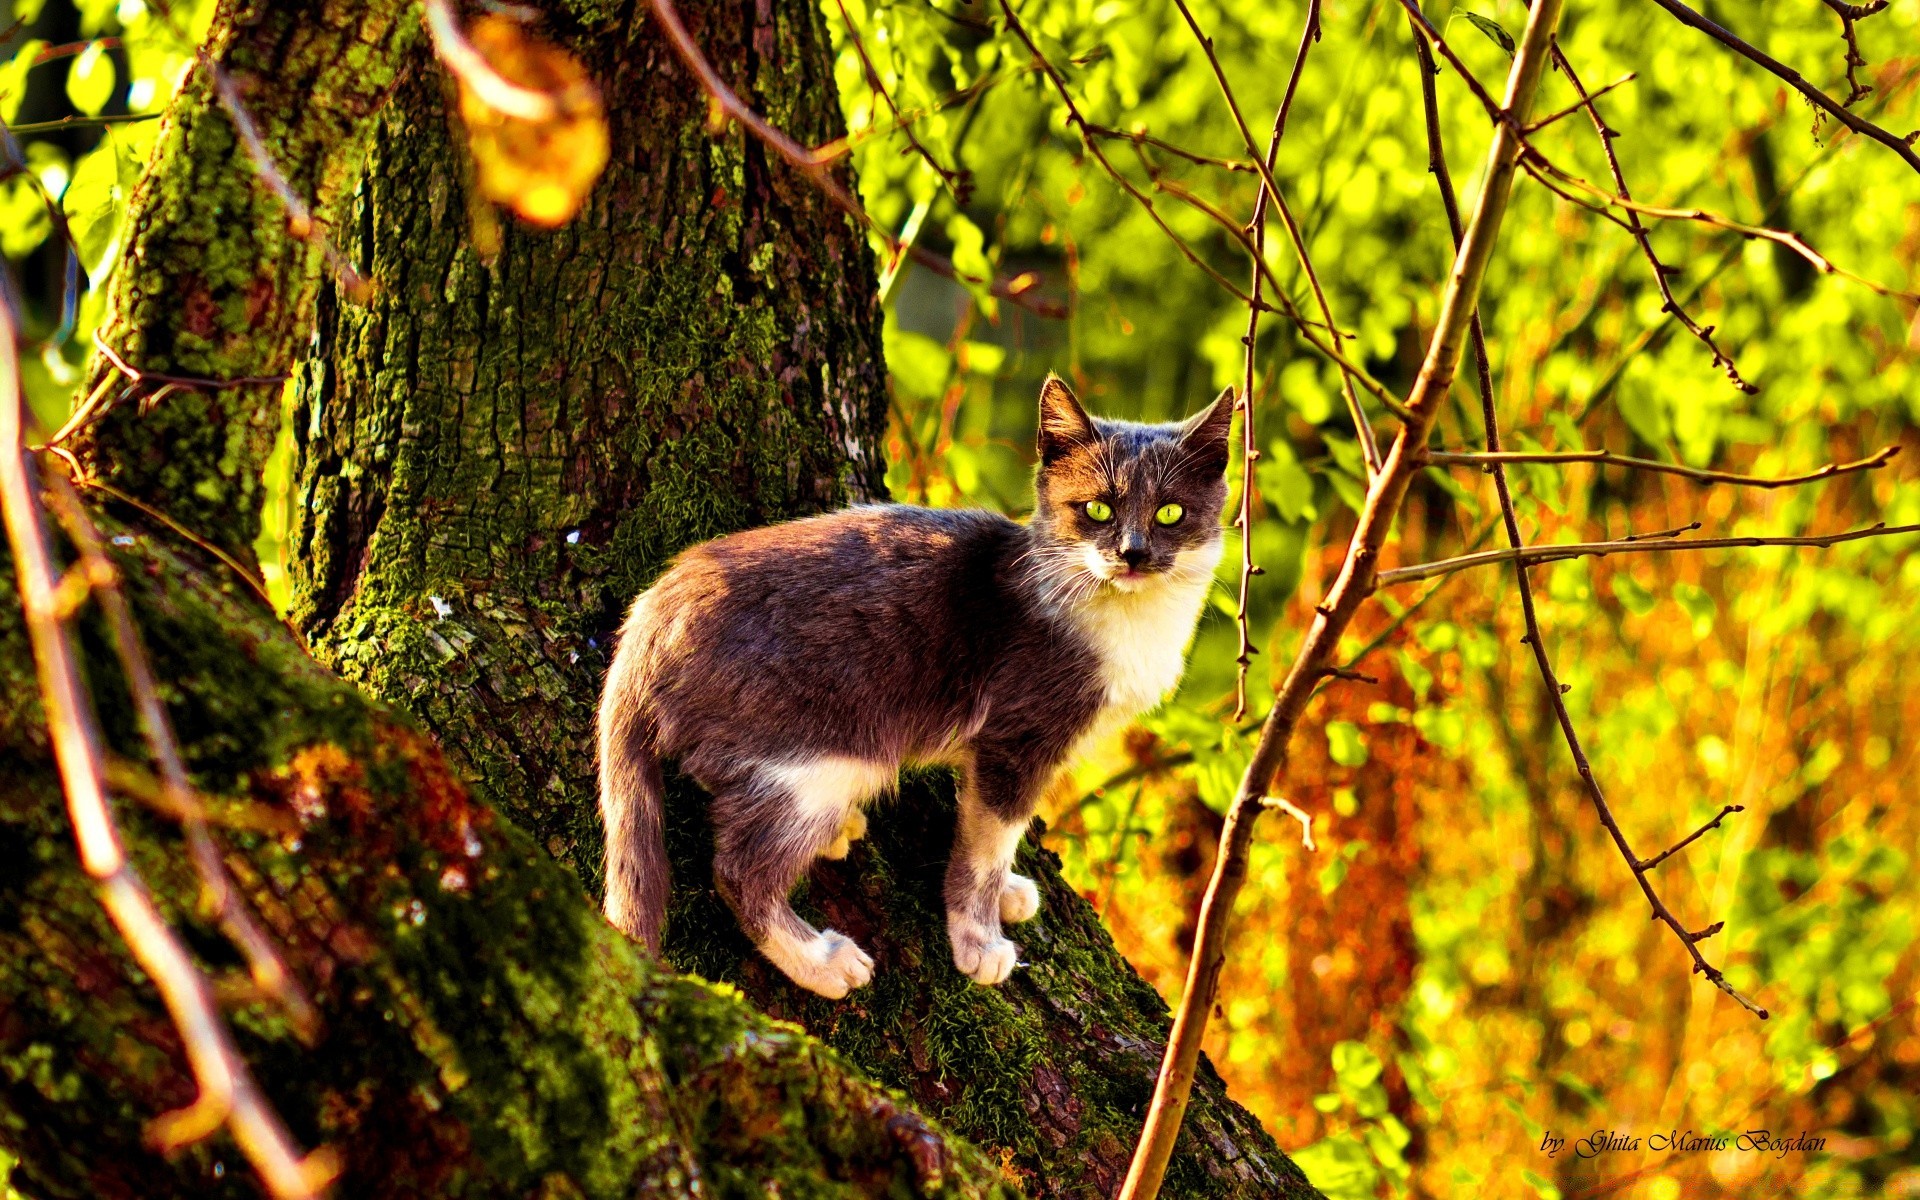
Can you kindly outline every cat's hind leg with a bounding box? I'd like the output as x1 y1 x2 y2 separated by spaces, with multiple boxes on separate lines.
711 757 890 999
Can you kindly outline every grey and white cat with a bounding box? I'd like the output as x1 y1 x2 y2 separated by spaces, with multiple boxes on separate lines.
597 375 1232 997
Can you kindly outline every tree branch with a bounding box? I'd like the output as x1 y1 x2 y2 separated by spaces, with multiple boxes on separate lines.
1376 522 1920 586
42 472 320 1040
1639 805 1744 872
1425 444 1899 489
1644 0 1920 175
1413 8 1769 1023
1230 0 1329 720
1 312 332 1197
1169 0 1377 474
1521 156 1920 302
1549 44 1755 393
1118 1 1569 1194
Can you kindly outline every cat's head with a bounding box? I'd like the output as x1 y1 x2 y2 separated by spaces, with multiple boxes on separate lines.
1028 373 1233 603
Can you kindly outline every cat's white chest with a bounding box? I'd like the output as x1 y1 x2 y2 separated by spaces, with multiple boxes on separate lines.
1071 542 1221 719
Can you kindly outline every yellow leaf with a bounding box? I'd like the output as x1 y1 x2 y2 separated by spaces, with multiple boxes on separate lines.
450 16 608 229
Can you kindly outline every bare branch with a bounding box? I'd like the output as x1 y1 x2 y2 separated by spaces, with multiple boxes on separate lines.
47 459 284 617
36 332 289 449
1524 73 1636 133
1425 444 1899 489
44 473 320 1040
1376 522 1920 586
1169 0 1378 475
1819 0 1889 106
1414 10 1768 1023
207 63 370 302
1 307 334 1197
1231 0 1327 721
1550 45 1755 393
829 0 970 201
1521 156 1920 302
1083 123 1258 173
1259 796 1317 852
1644 0 1920 175
1118 2 1570 1194
422 0 565 120
1639 805 1744 872
648 0 1062 317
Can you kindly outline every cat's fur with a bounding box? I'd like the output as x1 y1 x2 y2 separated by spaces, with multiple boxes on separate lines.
597 375 1233 997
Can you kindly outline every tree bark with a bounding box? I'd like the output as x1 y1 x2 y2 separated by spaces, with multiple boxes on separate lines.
2 0 1318 1196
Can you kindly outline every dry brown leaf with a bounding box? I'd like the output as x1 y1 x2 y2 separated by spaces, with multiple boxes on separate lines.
451 15 609 228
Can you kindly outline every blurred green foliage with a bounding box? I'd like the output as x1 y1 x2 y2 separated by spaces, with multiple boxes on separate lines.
821 0 1920 1195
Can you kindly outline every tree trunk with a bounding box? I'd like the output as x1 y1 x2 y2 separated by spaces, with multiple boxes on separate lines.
2 0 1318 1196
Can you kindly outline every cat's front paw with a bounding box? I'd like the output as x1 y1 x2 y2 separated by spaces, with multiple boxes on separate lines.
999 872 1040 924
784 929 874 999
950 920 1019 986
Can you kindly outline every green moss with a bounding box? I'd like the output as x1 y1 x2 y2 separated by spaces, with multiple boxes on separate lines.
69 0 422 561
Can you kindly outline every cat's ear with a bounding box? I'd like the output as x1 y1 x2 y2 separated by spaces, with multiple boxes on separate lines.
1178 386 1236 476
1037 373 1098 465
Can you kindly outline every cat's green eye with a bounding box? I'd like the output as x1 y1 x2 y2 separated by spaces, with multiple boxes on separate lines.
1083 500 1114 523
1154 503 1185 526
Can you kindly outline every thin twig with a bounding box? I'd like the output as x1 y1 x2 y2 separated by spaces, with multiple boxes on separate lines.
1415 9 1767 1021
1425 444 1899 489
830 0 969 200
1550 45 1755 393
36 332 289 449
0 303 333 1198
52 466 282 615
1084 123 1257 173
207 63 370 302
995 0 1264 307
1375 523 1920 586
1169 0 1377 474
1819 0 1888 107
1228 0 1326 720
1639 805 1744 872
1118 4 1569 1195
1521 157 1920 302
1644 0 1920 175
1259 796 1317 851
1523 73 1636 133
648 0 1062 317
43 474 320 1040
421 0 564 121
10 113 163 135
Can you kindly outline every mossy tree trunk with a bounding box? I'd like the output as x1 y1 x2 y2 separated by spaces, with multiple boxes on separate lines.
1 0 1319 1196
290 3 1316 1196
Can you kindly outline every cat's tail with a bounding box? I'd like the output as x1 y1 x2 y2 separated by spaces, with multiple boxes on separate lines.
598 615 670 955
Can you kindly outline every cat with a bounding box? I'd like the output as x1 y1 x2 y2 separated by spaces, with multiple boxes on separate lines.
597 374 1233 998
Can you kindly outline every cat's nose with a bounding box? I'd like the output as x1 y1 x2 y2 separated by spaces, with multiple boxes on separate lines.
1119 542 1149 569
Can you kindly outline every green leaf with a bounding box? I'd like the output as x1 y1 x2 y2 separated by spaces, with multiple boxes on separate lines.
0 41 49 125
1611 571 1657 615
0 176 52 259
884 326 951 401
1332 1040 1384 1088
1672 581 1717 637
1326 720 1369 766
1459 11 1515 57
63 139 122 276
1256 438 1316 523
66 41 117 119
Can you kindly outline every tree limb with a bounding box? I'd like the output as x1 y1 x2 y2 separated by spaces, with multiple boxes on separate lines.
1118 0 1569 1193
